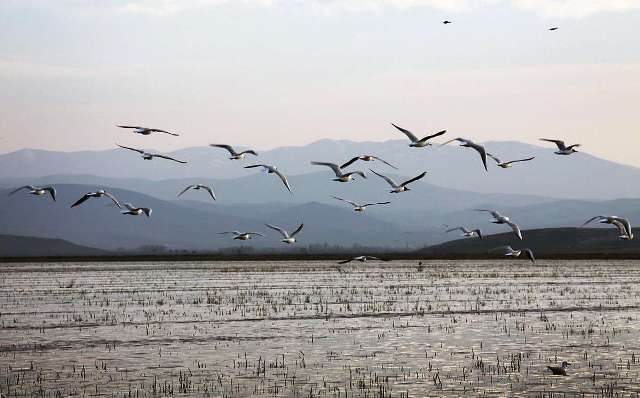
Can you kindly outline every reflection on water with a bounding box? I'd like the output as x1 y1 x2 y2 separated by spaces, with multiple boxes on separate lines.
1 260 640 397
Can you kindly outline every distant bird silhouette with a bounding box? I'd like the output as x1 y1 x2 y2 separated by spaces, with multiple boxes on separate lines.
476 209 523 240
341 155 397 170
121 203 152 217
370 169 427 193
539 139 580 155
178 184 216 201
581 215 633 240
332 196 391 212
266 223 304 244
446 226 483 239
487 154 535 168
116 144 187 163
338 255 389 264
244 164 292 193
441 138 489 171
117 125 179 136
10 185 56 201
547 361 570 375
71 189 120 208
218 231 264 240
491 246 535 263
310 161 366 182
443 20 452 24
392 123 446 147
548 27 558 31
210 144 258 160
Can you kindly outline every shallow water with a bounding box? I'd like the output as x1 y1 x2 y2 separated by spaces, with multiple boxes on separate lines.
1 260 640 397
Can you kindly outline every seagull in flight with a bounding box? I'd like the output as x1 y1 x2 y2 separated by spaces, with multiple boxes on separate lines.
338 255 389 264
71 189 120 208
340 155 397 170
475 209 523 240
116 144 187 163
370 169 427 193
244 164 292 193
548 27 559 31
487 154 535 168
265 223 304 244
443 20 452 24
10 185 56 201
547 361 570 376
117 125 179 136
391 123 446 147
446 226 483 239
331 196 391 212
311 161 366 182
209 144 258 160
121 203 152 217
491 246 535 263
581 215 633 240
440 138 488 171
218 231 265 240
177 184 216 201
539 139 580 155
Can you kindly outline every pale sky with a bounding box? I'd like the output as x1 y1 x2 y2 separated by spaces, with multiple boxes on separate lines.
1 0 639 166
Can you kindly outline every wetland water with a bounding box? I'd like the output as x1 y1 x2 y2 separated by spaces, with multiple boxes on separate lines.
1 260 640 397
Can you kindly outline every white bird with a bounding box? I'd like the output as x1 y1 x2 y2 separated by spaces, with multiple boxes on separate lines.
116 144 187 163
581 215 633 240
71 189 120 208
9 185 56 201
218 231 265 240
244 164 292 193
391 123 446 147
338 255 389 264
209 144 258 160
370 169 427 193
475 209 523 240
121 203 152 217
177 184 216 201
117 125 179 136
340 155 398 170
487 154 535 168
331 196 391 212
446 226 483 239
311 161 366 182
491 246 535 263
265 223 304 244
539 139 580 155
440 138 488 171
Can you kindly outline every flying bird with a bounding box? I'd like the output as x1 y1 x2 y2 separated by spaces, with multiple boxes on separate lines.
116 144 187 163
487 154 535 168
370 169 427 193
9 185 56 201
340 155 398 170
209 144 258 160
310 161 366 182
244 164 292 193
548 27 559 31
338 255 389 264
121 203 152 217
218 231 265 240
547 361 570 376
440 138 488 171
71 189 120 208
391 123 446 147
491 246 535 263
581 215 633 240
443 20 452 24
177 184 216 201
117 125 179 136
446 226 483 239
475 209 523 240
265 223 304 244
539 139 580 155
331 196 391 212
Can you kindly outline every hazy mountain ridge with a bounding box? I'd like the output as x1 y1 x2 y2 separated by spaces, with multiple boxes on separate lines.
0 234 108 257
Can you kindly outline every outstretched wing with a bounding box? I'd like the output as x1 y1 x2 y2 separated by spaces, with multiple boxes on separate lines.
338 258 354 264
201 185 216 201
70 194 91 208
265 223 289 238
141 208 152 217
472 229 483 239
439 137 464 146
310 161 342 177
566 144 581 150
103 191 121 208
244 164 267 169
9 185 36 195
446 227 466 233
522 249 535 263
507 156 535 164
507 220 523 240
580 215 604 227
247 232 265 237
116 144 145 154
272 169 292 193
332 196 359 207
344 171 366 179
391 123 419 143
475 209 501 219
148 128 179 136
371 156 398 169
42 187 56 201
340 156 360 169
400 171 427 187
540 138 566 150
116 125 144 129
177 185 195 197
490 245 514 255
369 169 397 188
210 144 237 156
290 223 304 237
239 149 258 156
467 141 488 171
421 129 447 142
486 153 502 164
154 154 187 164
362 201 391 207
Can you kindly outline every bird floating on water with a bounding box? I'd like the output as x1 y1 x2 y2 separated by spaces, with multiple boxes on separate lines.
116 144 187 163
492 246 535 263
331 196 391 212
244 164 292 193
487 154 535 168
121 203 152 217
440 138 489 171
311 161 366 182
392 123 446 148
338 255 389 264
475 209 523 240
539 139 580 155
370 169 427 193
218 231 265 240
266 223 304 244
341 155 397 170
547 361 570 376
209 144 258 160
10 185 56 201
117 125 179 136
581 215 633 240
177 184 216 201
71 189 120 208
446 226 483 239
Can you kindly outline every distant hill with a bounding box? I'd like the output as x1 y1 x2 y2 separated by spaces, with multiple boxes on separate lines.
0 234 107 257
421 228 640 256
1 139 640 199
